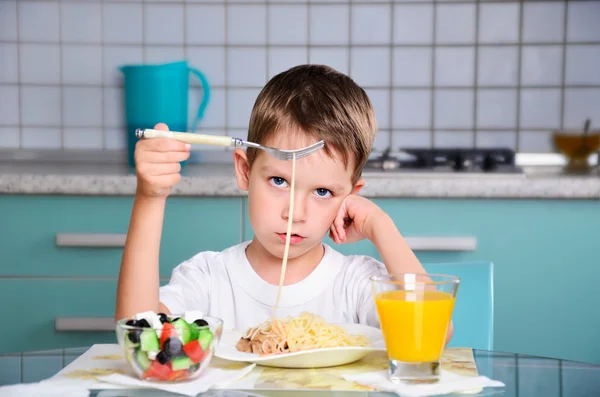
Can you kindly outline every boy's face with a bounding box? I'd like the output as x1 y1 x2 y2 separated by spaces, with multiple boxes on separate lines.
234 129 363 261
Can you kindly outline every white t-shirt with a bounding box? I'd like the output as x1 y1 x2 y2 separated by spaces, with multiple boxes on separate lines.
159 241 386 331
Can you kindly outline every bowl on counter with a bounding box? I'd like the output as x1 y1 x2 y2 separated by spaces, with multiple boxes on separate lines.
115 312 223 382
552 127 600 171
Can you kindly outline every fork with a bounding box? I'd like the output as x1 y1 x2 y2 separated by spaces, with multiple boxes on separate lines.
135 128 324 161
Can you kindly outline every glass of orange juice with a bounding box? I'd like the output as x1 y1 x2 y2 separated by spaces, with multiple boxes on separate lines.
370 273 459 384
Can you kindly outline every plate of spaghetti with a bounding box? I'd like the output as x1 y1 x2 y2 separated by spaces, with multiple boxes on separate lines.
214 312 385 368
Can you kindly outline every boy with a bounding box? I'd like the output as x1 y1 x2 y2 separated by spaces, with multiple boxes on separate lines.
115 65 453 342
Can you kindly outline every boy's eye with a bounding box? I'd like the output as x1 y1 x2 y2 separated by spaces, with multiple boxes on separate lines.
269 177 288 188
314 188 332 198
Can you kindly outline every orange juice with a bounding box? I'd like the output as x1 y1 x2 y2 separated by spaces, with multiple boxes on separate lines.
375 290 455 363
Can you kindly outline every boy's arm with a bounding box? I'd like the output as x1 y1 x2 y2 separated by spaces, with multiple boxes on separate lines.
115 195 171 320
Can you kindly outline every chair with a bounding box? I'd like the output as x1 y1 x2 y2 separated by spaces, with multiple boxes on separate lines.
423 261 495 351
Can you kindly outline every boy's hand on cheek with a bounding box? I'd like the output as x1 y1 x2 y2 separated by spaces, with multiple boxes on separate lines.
329 195 387 244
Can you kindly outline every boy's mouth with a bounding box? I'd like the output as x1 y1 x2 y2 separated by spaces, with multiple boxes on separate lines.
276 233 305 245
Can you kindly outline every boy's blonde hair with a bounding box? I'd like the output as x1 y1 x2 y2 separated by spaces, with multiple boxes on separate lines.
246 64 377 184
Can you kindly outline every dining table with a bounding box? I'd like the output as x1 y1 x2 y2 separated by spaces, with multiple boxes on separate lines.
1 346 599 397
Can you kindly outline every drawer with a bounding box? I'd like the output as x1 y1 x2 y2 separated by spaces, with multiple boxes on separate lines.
0 196 242 277
0 280 118 355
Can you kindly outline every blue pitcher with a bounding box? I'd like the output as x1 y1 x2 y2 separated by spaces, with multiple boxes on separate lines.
119 60 211 167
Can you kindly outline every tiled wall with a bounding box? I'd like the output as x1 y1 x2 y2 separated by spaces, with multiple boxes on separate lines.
0 0 599 155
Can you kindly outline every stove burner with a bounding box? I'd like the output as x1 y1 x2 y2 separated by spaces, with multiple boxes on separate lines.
364 148 521 174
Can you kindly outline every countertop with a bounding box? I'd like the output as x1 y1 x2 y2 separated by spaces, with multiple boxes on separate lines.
1 157 599 199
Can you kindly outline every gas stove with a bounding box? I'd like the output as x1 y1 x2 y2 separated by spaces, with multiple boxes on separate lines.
363 148 523 175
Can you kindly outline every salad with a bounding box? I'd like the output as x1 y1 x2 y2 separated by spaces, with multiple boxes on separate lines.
120 310 218 381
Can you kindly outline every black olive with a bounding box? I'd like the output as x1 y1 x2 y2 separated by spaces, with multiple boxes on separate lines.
163 337 183 356
127 329 142 344
137 319 150 328
125 319 137 327
156 350 170 365
157 313 169 324
194 319 208 327
170 317 180 323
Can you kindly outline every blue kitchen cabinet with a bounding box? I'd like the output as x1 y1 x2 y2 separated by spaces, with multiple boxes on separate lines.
0 196 242 277
242 198 600 364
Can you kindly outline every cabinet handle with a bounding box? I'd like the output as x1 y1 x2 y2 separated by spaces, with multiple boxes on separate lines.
405 237 477 251
56 233 126 248
55 317 115 332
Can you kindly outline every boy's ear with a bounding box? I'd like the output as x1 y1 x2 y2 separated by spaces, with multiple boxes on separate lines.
233 148 251 191
351 178 365 195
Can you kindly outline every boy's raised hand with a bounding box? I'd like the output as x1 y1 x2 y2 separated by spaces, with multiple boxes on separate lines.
134 123 191 198
329 195 390 244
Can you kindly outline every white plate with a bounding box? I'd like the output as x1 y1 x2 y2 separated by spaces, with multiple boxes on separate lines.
214 323 386 368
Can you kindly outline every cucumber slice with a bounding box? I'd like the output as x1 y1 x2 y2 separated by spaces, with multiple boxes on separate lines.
171 356 193 371
172 318 191 344
197 329 214 350
135 349 151 371
140 328 160 352
189 323 200 340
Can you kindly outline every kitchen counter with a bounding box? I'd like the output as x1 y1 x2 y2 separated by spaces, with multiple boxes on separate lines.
1 160 599 199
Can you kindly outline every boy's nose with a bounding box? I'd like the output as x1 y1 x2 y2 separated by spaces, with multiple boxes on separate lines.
282 193 307 223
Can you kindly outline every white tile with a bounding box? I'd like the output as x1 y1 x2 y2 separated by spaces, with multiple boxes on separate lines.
189 88 224 129
563 89 600 129
309 48 349 75
477 131 517 150
186 47 226 87
0 1 18 40
227 89 261 129
434 90 473 129
269 5 308 45
103 46 144 86
436 4 475 44
0 127 19 149
0 86 19 125
434 131 474 148
18 2 59 42
0 44 18 83
522 2 564 43
477 46 519 86
228 5 266 45
62 127 103 150
393 48 432 87
103 87 125 128
21 87 60 126
365 89 390 129
393 5 433 44
103 3 143 44
392 131 431 149
520 89 561 129
350 47 390 87
63 87 103 127
104 128 128 150
521 46 563 86
435 47 474 86
62 45 102 85
19 44 60 84
145 46 185 63
372 130 390 152
228 48 267 87
352 4 391 45
565 46 600 85
60 2 101 43
476 89 517 129
268 48 308 79
392 89 431 128
186 5 225 45
144 4 184 45
478 3 520 43
567 2 600 42
310 5 349 45
518 131 554 153
21 128 61 149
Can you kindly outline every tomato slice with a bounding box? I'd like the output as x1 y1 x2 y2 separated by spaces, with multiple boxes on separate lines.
182 340 205 364
160 323 178 348
142 360 172 381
